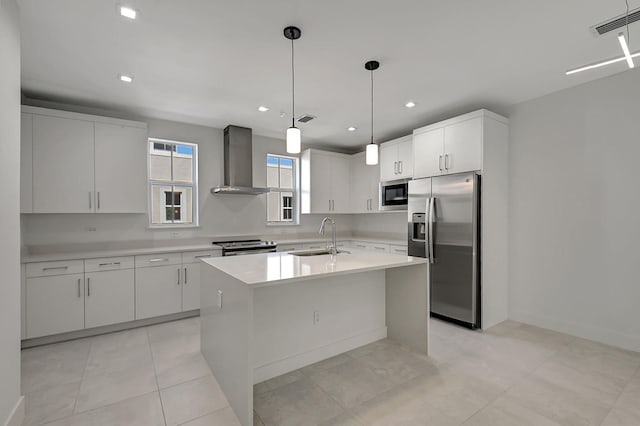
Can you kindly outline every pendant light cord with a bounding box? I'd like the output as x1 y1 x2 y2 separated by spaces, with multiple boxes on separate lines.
291 38 295 128
370 69 374 144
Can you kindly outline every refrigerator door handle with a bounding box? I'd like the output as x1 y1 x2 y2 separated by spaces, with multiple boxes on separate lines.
428 197 435 264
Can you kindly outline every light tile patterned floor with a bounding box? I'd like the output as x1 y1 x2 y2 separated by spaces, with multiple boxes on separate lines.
22 317 640 426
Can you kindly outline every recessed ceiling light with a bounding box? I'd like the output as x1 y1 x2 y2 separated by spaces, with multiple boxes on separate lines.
347 126 357 132
120 6 137 19
405 101 416 108
257 106 270 112
119 74 133 83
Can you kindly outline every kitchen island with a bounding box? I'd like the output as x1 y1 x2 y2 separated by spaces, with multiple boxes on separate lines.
200 249 429 426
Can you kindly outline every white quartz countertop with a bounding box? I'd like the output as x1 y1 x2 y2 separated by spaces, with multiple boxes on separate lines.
22 244 222 263
201 249 427 287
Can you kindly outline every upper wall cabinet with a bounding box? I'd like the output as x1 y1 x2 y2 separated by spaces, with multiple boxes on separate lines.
22 107 148 214
21 113 33 213
379 135 413 181
413 110 505 179
350 152 379 213
301 149 351 214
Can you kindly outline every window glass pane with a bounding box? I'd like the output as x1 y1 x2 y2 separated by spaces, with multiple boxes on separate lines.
172 186 193 224
151 184 173 224
149 150 172 181
279 167 293 189
267 192 280 222
165 191 173 206
280 158 293 167
165 207 173 221
173 144 194 184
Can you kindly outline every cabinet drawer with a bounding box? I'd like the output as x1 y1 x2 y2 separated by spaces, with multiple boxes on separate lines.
85 256 134 272
26 259 84 278
389 245 408 255
182 250 221 264
351 241 370 250
135 252 182 268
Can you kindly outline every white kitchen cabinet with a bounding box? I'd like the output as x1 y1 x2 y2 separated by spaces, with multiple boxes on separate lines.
21 113 33 213
135 263 182 320
379 135 413 181
32 114 95 213
350 241 390 253
23 106 148 214
94 122 148 213
413 127 444 178
181 250 220 311
301 149 351 214
413 112 485 179
26 273 85 338
85 269 135 328
350 152 379 213
443 117 482 175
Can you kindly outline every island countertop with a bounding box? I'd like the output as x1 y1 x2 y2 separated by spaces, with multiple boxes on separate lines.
201 249 427 287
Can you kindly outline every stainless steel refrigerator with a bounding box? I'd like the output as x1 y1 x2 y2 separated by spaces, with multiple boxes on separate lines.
408 172 480 328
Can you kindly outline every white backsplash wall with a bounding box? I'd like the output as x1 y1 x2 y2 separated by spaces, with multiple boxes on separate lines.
350 212 407 241
21 112 353 246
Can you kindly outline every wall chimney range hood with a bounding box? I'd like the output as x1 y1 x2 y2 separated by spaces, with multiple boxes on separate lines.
212 125 269 195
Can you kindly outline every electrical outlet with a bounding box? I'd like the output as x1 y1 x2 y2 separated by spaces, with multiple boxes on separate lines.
171 231 182 239
313 310 320 324
86 226 97 232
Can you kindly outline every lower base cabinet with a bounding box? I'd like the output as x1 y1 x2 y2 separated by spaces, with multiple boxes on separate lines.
135 265 182 320
85 269 135 328
182 263 201 311
26 273 85 338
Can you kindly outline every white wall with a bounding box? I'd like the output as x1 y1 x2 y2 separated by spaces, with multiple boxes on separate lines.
0 0 24 424
508 68 640 352
21 115 354 247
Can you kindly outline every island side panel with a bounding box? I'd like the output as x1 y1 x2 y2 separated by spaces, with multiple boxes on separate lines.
201 264 254 426
385 263 429 354
252 270 386 383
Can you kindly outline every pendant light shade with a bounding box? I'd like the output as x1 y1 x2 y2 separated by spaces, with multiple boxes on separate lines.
284 26 302 154
364 60 380 165
286 126 301 154
365 142 378 165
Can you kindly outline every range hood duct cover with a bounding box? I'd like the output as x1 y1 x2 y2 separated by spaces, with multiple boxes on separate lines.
212 125 269 195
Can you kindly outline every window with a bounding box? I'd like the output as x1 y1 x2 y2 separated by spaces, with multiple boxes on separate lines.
266 154 298 224
148 138 198 226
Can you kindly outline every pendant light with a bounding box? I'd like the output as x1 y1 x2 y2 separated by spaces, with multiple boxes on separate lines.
284 26 302 154
365 60 380 165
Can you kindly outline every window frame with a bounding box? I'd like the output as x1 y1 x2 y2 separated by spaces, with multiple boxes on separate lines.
266 154 300 226
147 137 199 228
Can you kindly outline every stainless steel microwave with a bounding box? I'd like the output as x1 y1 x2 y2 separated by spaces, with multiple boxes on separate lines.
379 179 409 211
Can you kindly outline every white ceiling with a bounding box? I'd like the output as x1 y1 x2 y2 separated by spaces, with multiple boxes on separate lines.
18 0 639 149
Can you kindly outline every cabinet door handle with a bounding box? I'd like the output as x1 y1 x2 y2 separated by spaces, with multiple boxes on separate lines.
398 161 403 174
148 258 169 263
43 266 68 272
444 154 450 170
194 255 213 259
394 161 398 174
184 267 187 285
329 200 331 211
77 278 81 298
177 268 181 285
374 247 386 251
439 155 443 171
89 192 92 209
87 277 91 297
97 192 100 209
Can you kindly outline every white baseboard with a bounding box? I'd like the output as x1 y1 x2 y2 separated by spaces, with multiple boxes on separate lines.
510 310 640 353
4 396 24 426
253 326 387 383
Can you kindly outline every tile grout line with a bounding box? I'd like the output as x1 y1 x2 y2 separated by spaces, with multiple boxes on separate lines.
70 337 93 415
146 325 168 426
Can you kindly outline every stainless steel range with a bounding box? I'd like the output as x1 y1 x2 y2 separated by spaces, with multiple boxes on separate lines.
215 240 277 257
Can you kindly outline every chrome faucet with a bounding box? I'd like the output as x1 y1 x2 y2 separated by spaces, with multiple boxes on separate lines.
319 217 337 255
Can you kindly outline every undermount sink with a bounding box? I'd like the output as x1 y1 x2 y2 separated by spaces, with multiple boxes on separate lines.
290 249 350 256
